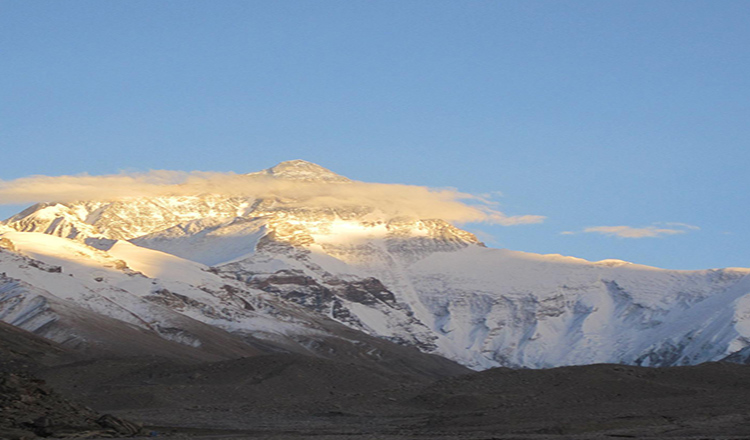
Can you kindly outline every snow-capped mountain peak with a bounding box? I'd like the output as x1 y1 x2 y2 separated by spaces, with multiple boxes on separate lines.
2 161 750 371
247 159 352 183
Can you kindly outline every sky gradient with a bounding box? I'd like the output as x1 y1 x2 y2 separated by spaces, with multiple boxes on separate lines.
1 1 748 270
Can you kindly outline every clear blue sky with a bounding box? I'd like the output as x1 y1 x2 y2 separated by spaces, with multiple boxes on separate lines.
1 1 748 270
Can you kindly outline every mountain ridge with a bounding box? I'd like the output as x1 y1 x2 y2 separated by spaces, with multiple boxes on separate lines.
1 160 749 370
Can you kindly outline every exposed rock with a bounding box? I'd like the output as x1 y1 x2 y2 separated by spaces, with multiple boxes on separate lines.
0 237 15 252
0 372 142 438
95 414 143 436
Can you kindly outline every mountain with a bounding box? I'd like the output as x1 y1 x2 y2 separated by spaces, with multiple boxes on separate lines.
0 228 465 379
246 159 352 182
3 160 750 370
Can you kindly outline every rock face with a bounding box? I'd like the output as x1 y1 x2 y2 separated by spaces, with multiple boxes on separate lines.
3 160 750 370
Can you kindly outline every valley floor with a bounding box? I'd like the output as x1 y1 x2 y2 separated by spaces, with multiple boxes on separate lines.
4 320 750 440
38 358 750 440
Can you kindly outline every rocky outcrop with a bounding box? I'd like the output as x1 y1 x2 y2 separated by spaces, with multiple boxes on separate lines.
0 372 142 439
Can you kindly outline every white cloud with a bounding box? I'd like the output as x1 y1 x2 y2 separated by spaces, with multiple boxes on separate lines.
659 222 701 230
0 170 545 226
574 223 700 239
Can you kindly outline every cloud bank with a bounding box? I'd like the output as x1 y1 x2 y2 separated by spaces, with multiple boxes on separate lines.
0 170 545 226
563 222 700 239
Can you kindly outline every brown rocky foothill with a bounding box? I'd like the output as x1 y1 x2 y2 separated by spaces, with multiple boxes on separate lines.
0 321 144 440
0 372 143 439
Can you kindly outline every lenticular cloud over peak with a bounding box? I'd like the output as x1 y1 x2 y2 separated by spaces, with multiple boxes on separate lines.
0 161 545 226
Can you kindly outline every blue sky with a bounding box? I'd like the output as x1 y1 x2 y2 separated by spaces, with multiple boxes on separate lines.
1 1 748 270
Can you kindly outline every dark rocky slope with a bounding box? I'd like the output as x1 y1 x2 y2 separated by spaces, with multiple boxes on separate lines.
4 318 750 439
39 354 750 439
0 321 142 439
